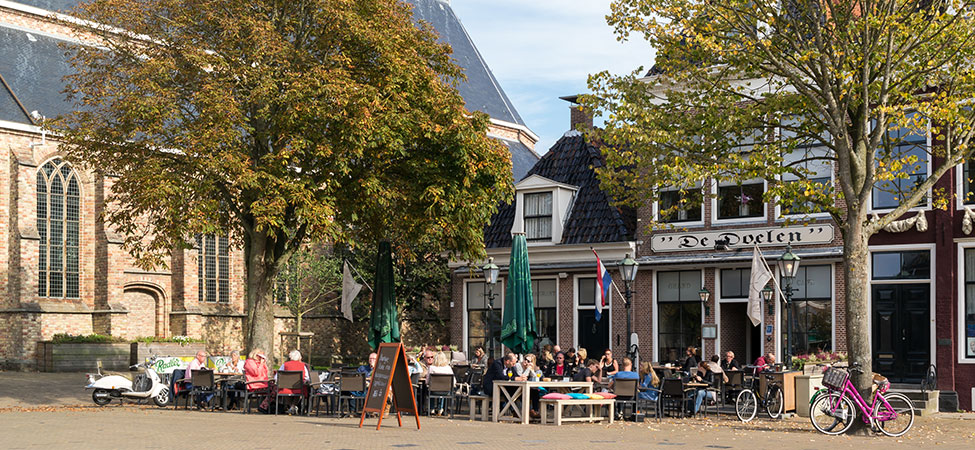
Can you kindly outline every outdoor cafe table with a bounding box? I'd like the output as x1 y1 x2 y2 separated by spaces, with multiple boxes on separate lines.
492 380 593 424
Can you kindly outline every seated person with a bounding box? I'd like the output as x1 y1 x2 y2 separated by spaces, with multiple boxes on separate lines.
277 350 310 415
600 349 620 378
358 352 378 378
243 349 270 411
185 350 214 408
470 346 488 368
681 346 699 376
546 352 572 379
608 357 638 391
753 353 776 375
721 351 742 372
637 362 660 401
220 350 244 374
514 354 540 381
482 352 517 396
426 351 454 415
573 359 602 388
690 361 715 415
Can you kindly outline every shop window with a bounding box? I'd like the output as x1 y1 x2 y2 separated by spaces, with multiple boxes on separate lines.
524 192 553 241
783 265 832 354
720 268 751 298
657 270 702 363
532 279 557 350
37 158 80 299
467 281 502 360
197 234 230 302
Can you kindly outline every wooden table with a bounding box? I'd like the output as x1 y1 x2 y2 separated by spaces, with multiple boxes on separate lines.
492 381 593 424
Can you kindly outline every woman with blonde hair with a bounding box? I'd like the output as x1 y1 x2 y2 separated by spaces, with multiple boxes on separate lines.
426 351 453 415
638 361 661 402
576 348 588 367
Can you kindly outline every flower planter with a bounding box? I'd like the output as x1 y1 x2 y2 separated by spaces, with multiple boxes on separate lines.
36 342 131 372
130 342 206 366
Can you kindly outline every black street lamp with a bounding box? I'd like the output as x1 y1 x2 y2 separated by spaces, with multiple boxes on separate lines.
618 254 639 363
698 287 711 317
777 244 801 368
761 285 774 315
482 257 500 361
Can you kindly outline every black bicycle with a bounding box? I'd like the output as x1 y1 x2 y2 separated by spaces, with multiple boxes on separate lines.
735 372 784 422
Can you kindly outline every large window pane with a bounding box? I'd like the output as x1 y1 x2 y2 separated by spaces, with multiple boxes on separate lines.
717 182 764 219
659 188 703 222
783 265 832 354
873 113 928 209
36 159 80 299
721 268 750 299
872 251 930 280
525 192 553 241
657 271 702 363
468 281 502 359
533 279 557 350
964 249 975 358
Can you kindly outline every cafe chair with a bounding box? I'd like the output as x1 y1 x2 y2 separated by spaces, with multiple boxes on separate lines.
660 378 693 419
338 372 367 417
274 370 307 415
427 374 455 417
189 369 216 411
241 379 271 414
612 378 640 420
309 371 340 416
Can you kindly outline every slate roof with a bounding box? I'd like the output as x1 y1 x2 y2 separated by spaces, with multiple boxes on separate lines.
483 132 637 248
495 136 538 182
0 25 76 125
406 0 525 126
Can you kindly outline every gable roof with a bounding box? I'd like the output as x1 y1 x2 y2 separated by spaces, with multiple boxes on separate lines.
407 0 525 127
0 24 76 125
483 132 637 248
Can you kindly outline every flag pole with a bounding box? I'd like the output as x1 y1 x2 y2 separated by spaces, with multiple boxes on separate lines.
346 259 374 293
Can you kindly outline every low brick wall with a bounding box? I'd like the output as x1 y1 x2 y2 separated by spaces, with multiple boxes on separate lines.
36 342 131 372
130 342 206 366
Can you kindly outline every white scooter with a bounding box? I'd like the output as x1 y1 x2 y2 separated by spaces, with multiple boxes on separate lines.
86 356 170 407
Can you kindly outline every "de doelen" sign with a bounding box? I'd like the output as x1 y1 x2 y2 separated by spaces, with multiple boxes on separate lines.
650 224 835 252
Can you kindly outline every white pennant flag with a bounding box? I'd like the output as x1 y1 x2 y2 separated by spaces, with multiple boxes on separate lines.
341 261 363 321
747 246 772 327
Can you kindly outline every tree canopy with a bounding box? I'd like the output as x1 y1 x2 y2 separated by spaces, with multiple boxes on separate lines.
583 0 975 403
53 0 513 353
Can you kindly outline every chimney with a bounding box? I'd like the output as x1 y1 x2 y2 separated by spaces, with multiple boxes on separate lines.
560 95 592 131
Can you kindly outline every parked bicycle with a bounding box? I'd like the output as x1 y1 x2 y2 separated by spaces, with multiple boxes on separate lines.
735 371 784 422
809 362 915 436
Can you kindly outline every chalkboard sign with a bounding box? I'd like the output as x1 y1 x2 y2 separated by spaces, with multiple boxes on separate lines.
359 343 419 430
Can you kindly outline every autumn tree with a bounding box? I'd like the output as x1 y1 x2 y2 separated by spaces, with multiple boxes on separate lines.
584 0 975 418
54 0 513 354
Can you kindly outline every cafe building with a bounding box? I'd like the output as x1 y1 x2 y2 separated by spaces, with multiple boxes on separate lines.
451 99 975 411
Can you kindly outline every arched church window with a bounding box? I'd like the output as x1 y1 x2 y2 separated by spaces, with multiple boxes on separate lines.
37 158 80 298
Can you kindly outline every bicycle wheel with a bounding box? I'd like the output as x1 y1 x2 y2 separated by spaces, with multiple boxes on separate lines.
735 389 758 422
810 392 856 435
765 385 784 419
876 392 915 437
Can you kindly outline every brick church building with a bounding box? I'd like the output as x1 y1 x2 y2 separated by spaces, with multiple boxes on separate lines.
0 0 537 369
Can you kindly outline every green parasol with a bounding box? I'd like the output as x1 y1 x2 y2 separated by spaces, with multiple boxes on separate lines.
368 241 400 350
500 233 536 354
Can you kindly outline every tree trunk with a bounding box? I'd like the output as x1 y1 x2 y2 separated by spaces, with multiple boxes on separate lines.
243 229 279 364
843 213 875 435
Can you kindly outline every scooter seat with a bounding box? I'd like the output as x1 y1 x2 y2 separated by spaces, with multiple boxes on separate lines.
104 370 134 381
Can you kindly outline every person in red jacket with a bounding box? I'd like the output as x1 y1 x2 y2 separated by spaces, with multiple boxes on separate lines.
276 350 310 414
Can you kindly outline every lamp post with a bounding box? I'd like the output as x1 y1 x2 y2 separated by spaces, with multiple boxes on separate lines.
482 257 500 361
777 244 801 368
618 254 639 363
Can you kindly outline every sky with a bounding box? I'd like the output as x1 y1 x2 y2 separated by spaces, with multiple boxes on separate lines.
449 0 654 155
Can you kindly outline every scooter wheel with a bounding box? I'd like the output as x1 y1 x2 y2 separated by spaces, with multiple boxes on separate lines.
153 387 170 407
92 389 112 406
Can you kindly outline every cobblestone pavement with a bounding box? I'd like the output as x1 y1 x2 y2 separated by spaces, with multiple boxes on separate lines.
0 373 972 449
0 405 972 449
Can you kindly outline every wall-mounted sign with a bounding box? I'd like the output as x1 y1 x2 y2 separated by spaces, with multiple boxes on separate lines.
650 224 835 252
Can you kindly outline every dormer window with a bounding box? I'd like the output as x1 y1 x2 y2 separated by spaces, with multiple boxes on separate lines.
524 192 553 241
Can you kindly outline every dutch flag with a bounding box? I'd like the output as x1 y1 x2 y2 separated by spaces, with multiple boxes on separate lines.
593 249 612 322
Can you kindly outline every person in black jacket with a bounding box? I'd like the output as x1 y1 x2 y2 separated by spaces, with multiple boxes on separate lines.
720 351 742 372
482 352 517 397
681 346 699 375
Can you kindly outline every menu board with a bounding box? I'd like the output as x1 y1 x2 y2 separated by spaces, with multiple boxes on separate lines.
359 343 419 430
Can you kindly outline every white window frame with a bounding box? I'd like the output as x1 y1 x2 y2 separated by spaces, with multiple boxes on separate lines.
462 277 505 356
532 275 560 350
954 161 975 210
774 126 835 220
572 275 612 351
651 268 705 363
653 185 705 227
867 244 936 369
867 117 933 214
711 179 769 225
523 191 554 241
956 241 975 364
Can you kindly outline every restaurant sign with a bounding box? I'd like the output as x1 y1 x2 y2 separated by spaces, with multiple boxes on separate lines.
650 224 835 252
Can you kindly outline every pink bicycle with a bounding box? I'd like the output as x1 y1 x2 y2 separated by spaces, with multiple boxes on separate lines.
809 362 915 436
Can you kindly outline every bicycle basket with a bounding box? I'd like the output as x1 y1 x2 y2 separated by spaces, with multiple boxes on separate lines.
822 367 849 390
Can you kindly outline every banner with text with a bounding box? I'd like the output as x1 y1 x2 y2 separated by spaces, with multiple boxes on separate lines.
650 224 835 252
